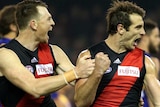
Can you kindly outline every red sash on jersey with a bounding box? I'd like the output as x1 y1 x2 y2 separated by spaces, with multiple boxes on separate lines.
93 48 144 107
17 43 54 107
35 43 54 78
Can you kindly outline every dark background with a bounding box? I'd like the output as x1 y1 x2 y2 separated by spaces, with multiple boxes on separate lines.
1 0 160 63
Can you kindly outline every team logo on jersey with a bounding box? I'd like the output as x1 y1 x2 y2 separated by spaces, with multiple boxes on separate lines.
104 67 112 74
31 57 38 63
25 65 34 73
36 63 53 75
113 58 121 64
118 66 140 77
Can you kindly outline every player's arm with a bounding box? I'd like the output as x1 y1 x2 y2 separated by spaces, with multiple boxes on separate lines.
51 45 95 85
148 98 154 107
143 86 154 107
0 48 93 98
144 56 160 106
51 45 75 74
74 50 110 107
151 57 160 79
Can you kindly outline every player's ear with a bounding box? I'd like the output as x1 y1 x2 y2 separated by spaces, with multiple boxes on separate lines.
29 19 38 30
117 24 125 35
9 24 17 32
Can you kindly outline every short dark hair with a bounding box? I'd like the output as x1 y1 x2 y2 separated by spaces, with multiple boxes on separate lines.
0 5 17 35
106 0 146 35
144 19 158 36
16 0 47 30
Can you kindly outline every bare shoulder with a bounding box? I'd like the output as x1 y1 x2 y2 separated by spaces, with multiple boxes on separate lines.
0 48 21 75
145 55 156 74
0 48 17 59
0 47 9 55
0 48 20 65
50 45 61 51
78 49 91 58
50 45 65 56
151 57 159 65
50 44 74 69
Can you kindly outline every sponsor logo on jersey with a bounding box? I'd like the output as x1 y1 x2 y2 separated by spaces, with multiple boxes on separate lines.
36 63 53 75
118 66 140 77
26 65 34 73
113 58 121 64
31 57 38 63
104 67 112 74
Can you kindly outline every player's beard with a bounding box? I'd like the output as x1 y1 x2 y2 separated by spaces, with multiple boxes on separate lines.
148 41 158 54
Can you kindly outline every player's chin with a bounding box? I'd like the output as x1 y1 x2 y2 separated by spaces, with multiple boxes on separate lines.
44 35 49 43
45 39 49 43
44 40 49 44
127 45 135 50
41 39 49 44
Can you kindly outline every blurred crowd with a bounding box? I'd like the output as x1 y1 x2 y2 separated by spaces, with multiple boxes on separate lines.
48 1 109 64
1 0 160 63
48 0 160 63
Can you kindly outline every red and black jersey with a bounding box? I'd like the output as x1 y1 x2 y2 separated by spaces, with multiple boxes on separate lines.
0 39 57 107
89 41 146 107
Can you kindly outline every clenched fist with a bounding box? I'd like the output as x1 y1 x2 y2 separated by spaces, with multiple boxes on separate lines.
94 52 111 75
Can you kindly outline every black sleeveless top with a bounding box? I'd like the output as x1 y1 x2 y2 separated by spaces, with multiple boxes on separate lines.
89 41 146 107
0 40 57 107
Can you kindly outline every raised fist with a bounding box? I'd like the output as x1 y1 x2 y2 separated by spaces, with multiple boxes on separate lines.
94 52 111 75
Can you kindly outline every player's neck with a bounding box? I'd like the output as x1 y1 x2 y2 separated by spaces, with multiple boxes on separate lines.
16 31 39 51
105 34 127 54
3 32 17 40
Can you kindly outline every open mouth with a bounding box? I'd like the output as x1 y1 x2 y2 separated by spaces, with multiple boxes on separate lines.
134 38 141 46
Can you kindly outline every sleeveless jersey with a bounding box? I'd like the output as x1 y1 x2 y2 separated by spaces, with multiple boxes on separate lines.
89 41 146 107
0 39 57 107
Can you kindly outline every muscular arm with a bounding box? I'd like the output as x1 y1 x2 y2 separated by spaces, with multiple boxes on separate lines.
0 48 77 98
74 50 110 107
51 45 94 85
0 45 95 98
51 45 75 86
151 57 160 79
144 56 160 106
75 75 102 107
148 98 154 107
51 45 75 74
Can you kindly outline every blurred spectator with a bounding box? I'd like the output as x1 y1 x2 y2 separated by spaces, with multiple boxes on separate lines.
0 5 17 46
138 19 160 79
52 88 72 107
0 5 17 107
138 19 160 107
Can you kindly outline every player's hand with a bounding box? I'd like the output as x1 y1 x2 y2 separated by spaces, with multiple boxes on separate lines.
94 52 111 75
75 54 95 79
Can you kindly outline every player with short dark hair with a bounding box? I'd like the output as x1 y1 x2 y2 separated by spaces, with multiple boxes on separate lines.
74 1 160 107
0 5 18 46
138 19 160 107
0 0 110 107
